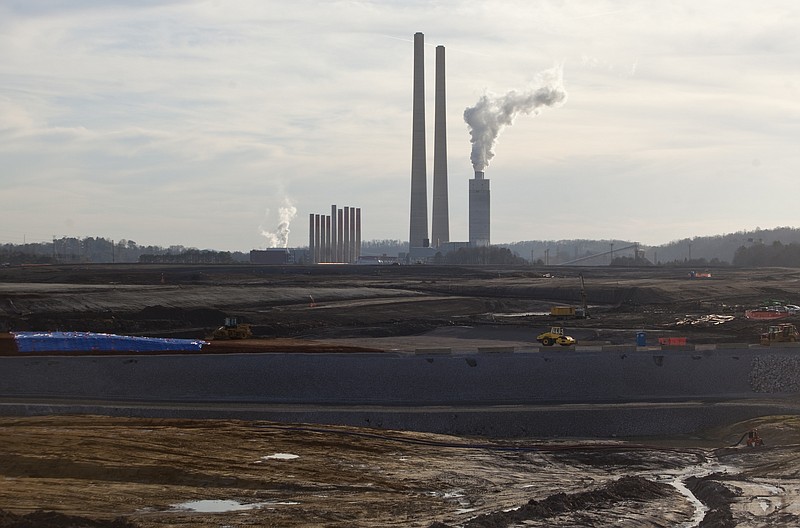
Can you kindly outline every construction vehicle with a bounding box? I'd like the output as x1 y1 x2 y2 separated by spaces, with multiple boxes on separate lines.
537 326 576 347
549 274 589 319
211 316 253 340
759 322 799 345
550 306 582 318
732 428 764 447
747 429 764 447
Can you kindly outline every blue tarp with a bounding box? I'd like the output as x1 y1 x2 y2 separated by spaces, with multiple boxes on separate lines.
12 331 207 353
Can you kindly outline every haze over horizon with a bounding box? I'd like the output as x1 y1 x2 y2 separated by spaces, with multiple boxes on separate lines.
2 1 799 252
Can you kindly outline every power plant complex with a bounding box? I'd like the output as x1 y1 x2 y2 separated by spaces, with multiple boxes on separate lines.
296 31 493 265
260 32 568 264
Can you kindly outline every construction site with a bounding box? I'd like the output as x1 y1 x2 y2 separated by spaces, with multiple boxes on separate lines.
2 263 800 527
2 25 800 528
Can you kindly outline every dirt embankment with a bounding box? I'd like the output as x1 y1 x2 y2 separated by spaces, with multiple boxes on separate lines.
3 264 800 344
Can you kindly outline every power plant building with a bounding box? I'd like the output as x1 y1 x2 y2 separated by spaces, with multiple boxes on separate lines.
250 248 294 265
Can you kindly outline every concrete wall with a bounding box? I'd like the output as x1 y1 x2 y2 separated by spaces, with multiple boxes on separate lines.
0 347 794 404
2 347 799 437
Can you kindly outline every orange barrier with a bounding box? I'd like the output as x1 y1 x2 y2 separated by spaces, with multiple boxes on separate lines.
658 337 687 346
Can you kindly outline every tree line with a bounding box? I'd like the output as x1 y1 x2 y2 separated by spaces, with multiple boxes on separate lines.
733 241 800 267
5 227 800 267
139 249 234 264
0 237 248 265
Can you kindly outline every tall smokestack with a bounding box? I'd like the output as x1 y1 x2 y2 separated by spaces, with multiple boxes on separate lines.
337 208 344 262
355 207 362 262
469 170 490 247
330 205 337 263
343 206 350 263
314 214 322 262
431 44 449 248
349 207 356 263
323 215 330 262
409 32 428 249
308 213 315 263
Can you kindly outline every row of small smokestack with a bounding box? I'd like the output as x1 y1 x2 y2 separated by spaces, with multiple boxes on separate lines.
308 205 361 264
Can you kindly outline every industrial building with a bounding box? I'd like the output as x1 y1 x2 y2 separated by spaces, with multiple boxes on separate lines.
250 248 292 265
250 248 310 265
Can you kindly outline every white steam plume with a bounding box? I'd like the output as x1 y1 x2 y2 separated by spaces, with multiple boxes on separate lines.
464 64 568 172
260 199 297 248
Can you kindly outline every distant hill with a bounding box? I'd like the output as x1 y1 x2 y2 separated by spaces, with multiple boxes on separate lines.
499 226 800 266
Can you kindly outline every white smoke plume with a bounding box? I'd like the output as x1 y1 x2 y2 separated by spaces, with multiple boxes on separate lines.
260 199 297 248
464 64 568 172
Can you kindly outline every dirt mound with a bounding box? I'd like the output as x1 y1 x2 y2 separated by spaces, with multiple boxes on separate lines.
0 510 136 528
430 475 674 527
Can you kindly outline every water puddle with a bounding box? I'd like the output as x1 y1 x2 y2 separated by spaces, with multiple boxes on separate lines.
487 312 550 318
731 480 788 516
171 499 299 513
256 453 300 462
427 488 473 514
173 500 261 513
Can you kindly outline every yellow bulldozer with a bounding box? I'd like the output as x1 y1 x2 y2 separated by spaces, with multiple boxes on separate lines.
211 317 253 340
536 326 576 347
760 323 799 346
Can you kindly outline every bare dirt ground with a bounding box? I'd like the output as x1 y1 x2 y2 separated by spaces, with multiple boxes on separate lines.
2 264 800 527
0 415 799 527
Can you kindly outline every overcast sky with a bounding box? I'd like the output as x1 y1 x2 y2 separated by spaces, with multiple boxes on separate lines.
2 1 799 251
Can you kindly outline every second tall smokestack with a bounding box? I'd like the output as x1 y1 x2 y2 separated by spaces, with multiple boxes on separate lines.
431 45 449 248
